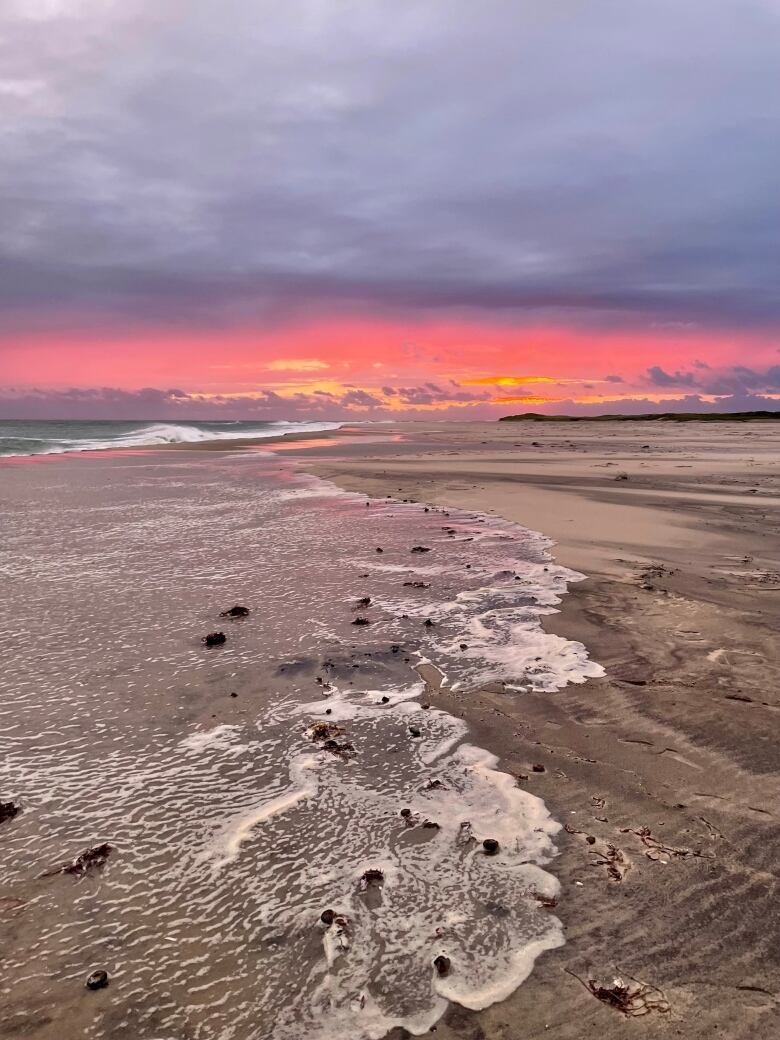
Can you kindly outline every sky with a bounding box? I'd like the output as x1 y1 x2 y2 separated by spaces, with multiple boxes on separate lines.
1 0 779 420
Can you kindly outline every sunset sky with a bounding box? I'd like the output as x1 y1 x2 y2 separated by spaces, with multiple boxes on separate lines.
2 1 779 420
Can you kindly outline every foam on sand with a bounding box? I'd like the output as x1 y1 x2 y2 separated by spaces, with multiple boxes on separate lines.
185 682 565 1039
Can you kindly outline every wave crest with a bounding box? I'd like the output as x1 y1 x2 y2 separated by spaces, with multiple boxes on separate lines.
0 420 344 457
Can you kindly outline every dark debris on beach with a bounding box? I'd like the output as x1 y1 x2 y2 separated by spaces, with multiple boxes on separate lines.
40 842 113 879
0 801 20 824
565 968 671 1018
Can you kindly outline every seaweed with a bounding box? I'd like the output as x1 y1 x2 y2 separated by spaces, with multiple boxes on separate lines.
565 968 671 1017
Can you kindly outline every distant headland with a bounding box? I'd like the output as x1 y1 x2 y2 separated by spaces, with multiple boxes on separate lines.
498 410 780 423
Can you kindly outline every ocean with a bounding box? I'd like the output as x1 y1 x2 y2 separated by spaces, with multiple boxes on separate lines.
0 420 344 457
0 432 602 1039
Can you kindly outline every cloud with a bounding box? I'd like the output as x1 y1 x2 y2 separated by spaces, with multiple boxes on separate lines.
604 374 624 383
0 377 493 420
2 380 778 421
394 382 491 405
644 363 780 396
266 359 329 371
338 389 383 408
702 364 780 395
0 386 204 420
1 1 779 336
647 365 698 388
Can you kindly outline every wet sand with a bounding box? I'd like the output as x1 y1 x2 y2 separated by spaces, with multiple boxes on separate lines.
0 447 598 1039
291 420 780 1039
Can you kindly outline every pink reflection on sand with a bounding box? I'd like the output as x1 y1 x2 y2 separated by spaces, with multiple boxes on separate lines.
263 433 402 452
0 448 156 466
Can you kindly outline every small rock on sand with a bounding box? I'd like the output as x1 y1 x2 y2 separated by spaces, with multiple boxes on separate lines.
85 970 109 991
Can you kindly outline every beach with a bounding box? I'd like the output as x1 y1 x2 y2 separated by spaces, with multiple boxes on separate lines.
1 419 778 1040
297 419 780 1038
0 433 594 1039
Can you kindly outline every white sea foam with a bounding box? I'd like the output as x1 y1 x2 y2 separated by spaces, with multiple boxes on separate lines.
179 722 243 752
189 682 566 1039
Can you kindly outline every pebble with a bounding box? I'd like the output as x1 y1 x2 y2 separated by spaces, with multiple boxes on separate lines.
85 970 109 991
433 955 451 977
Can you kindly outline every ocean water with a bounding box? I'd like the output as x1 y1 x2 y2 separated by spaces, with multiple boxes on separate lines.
0 419 344 457
0 445 603 1039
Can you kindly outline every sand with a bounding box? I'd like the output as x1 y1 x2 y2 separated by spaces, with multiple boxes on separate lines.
285 419 780 1039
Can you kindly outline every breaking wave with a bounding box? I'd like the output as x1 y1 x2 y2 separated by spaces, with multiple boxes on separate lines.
0 419 344 457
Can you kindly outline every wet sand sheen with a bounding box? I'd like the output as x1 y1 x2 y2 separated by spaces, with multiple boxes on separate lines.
302 420 780 1040
0 447 601 1039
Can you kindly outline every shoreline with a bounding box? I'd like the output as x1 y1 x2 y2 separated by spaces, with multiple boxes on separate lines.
289 420 780 1039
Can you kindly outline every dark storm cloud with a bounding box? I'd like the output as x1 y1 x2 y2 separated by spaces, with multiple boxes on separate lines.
1 0 780 332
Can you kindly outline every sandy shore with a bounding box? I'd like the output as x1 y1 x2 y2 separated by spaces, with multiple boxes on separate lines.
286 419 780 1039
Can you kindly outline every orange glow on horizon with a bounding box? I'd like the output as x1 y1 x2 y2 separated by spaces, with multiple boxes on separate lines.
1 317 777 414
491 395 554 404
464 375 602 386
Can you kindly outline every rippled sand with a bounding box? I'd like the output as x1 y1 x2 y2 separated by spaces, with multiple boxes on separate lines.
0 449 600 1039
